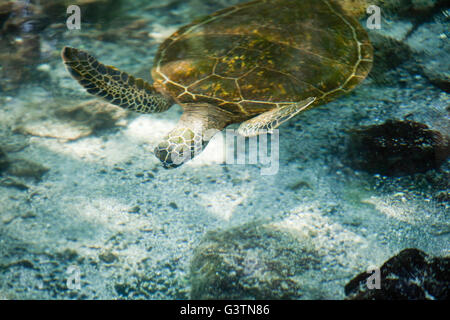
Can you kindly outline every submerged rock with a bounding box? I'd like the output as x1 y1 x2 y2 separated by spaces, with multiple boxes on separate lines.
98 251 118 264
361 0 449 92
0 1 43 91
0 148 47 183
0 147 10 174
5 159 49 182
406 10 450 93
54 99 129 132
347 120 450 176
190 222 321 300
369 33 414 85
371 0 445 17
0 177 29 191
345 248 450 300
0 0 127 91
16 99 128 140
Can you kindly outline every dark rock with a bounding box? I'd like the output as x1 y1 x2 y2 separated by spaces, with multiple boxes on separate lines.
0 2 44 91
433 191 450 202
6 159 49 181
190 222 320 300
168 202 178 209
333 0 445 20
288 180 311 191
345 248 450 300
347 120 450 176
21 211 36 219
369 33 414 85
372 0 445 18
0 147 10 174
3 259 36 270
0 0 126 91
0 177 29 190
88 17 151 43
128 206 141 214
99 251 118 264
56 249 79 262
16 99 129 141
405 10 450 93
54 99 129 133
114 283 131 297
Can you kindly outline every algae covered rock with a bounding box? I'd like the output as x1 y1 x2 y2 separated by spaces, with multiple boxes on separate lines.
5 159 49 182
368 33 414 85
347 120 450 176
345 248 450 300
190 222 321 300
0 1 43 91
405 11 450 93
0 147 10 174
16 99 129 141
371 0 445 16
0 147 47 184
0 0 127 91
54 99 129 132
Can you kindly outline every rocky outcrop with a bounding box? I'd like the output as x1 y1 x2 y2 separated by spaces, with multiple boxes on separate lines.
190 222 322 300
347 120 450 176
345 248 449 300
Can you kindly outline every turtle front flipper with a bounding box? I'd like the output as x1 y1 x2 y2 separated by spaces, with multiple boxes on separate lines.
238 97 317 137
154 105 230 168
61 46 173 113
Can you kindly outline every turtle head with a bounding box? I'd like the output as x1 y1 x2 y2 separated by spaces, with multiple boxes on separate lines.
154 105 228 168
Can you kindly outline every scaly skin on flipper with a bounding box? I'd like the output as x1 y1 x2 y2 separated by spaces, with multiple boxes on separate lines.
238 97 317 137
154 105 230 168
154 125 205 168
61 47 173 113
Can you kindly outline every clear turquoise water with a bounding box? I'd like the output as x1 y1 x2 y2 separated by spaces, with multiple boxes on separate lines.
0 0 448 299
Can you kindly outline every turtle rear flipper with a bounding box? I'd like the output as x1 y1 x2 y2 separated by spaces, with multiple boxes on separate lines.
61 47 173 113
238 97 317 137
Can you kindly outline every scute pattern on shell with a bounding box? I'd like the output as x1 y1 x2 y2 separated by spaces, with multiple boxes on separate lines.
152 0 373 116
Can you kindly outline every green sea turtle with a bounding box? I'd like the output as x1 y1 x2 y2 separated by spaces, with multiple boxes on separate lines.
62 0 373 168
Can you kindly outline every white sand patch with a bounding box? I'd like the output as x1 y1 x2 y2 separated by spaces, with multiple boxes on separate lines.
33 135 138 165
269 203 382 270
124 115 175 145
361 196 449 233
74 197 130 224
199 186 252 221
